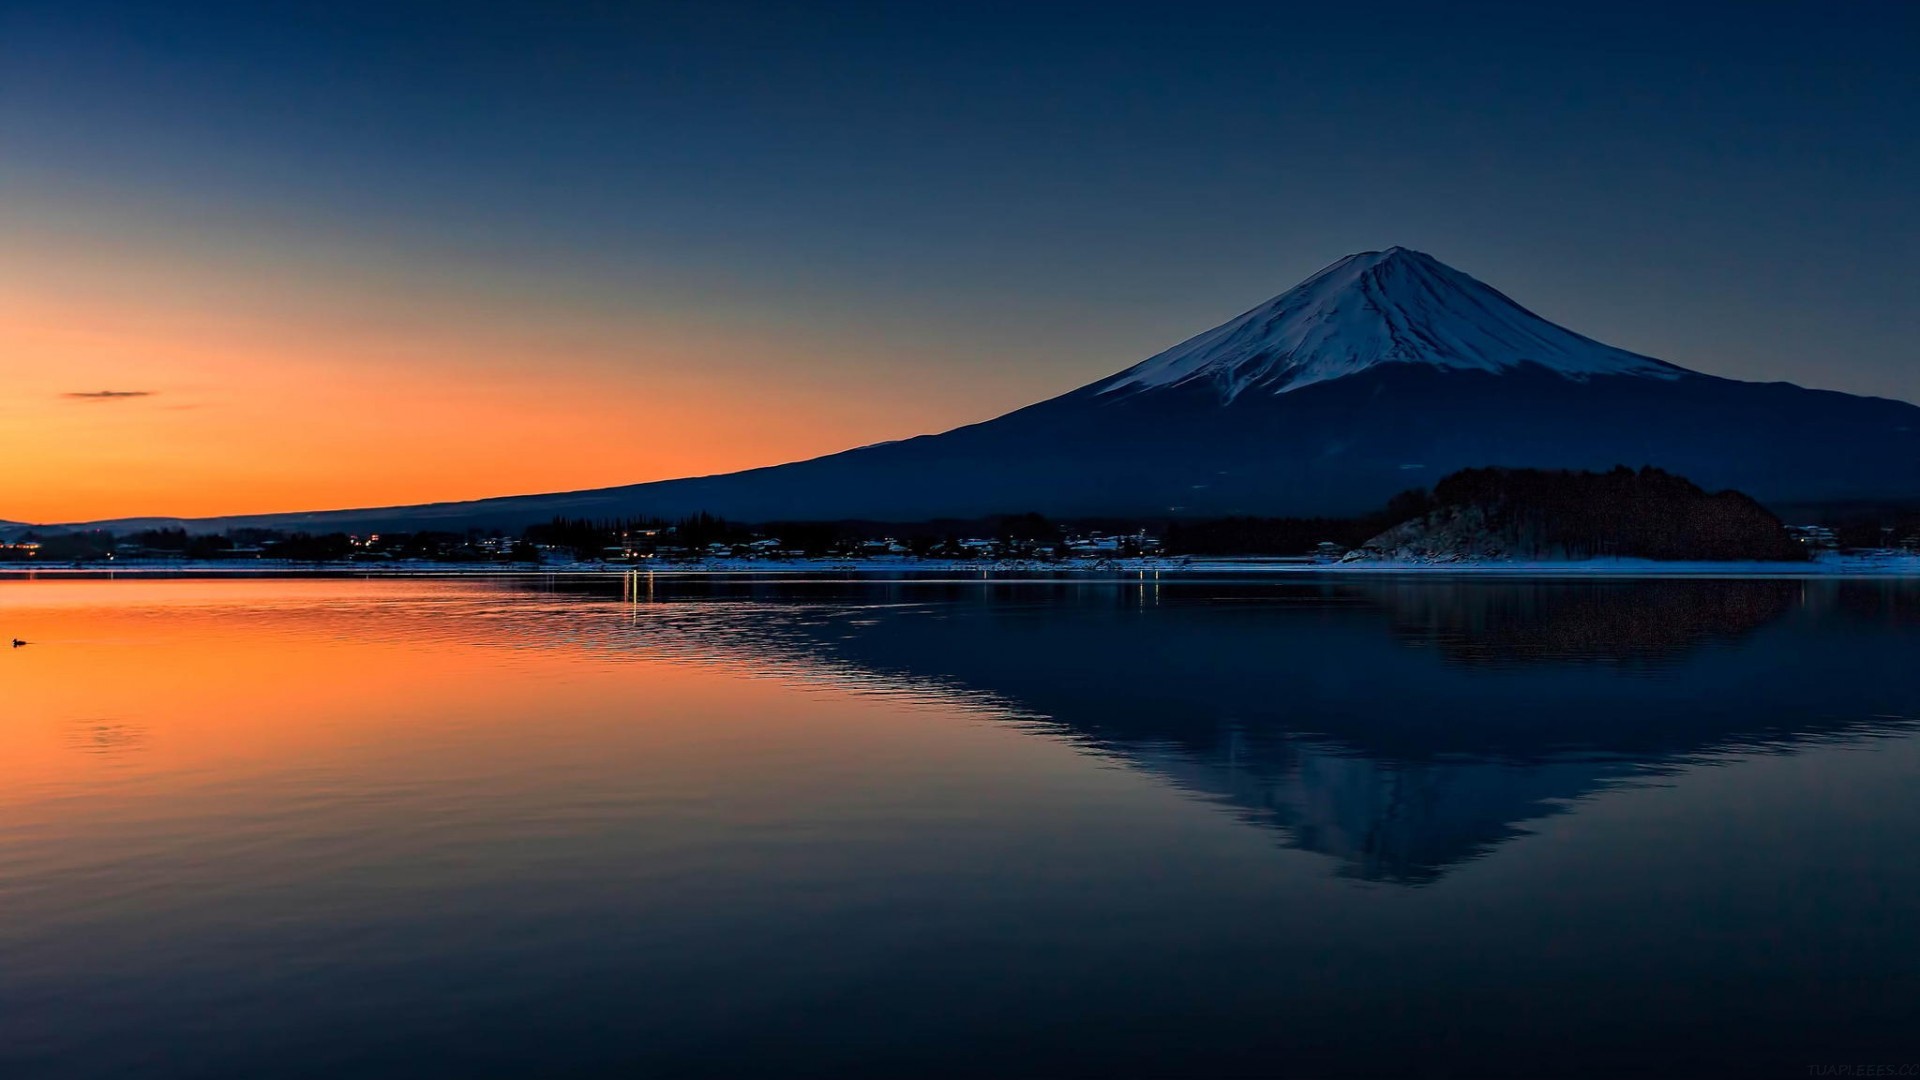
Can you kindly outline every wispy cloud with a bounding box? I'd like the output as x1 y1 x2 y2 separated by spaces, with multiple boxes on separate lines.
62 390 154 401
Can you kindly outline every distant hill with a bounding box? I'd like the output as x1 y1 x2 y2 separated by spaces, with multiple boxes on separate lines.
39 247 1920 534
1355 466 1807 562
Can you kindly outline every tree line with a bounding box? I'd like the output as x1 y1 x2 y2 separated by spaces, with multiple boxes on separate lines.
0 467 1826 563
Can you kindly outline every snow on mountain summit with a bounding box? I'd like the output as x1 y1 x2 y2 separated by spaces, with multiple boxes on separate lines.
1096 247 1688 401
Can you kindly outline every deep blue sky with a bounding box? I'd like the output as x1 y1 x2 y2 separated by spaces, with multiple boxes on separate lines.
2 0 1916 516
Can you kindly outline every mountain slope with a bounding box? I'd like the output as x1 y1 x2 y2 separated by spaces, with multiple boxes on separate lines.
53 248 1920 533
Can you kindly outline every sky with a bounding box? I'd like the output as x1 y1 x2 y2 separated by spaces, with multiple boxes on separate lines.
1 0 1914 523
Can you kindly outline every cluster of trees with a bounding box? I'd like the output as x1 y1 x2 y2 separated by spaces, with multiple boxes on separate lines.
116 528 236 558
1419 466 1807 562
524 513 753 560
519 511 1125 560
0 526 544 564
1160 490 1435 556
1 530 110 561
1153 468 1809 562
526 516 668 559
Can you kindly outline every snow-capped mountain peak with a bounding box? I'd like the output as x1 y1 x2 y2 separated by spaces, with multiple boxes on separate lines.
1096 247 1687 401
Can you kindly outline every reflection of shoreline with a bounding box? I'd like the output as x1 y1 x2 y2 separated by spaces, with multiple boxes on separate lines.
541 576 1920 885
1368 579 1796 665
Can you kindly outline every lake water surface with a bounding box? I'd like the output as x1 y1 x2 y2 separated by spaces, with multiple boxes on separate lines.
3 575 1917 1078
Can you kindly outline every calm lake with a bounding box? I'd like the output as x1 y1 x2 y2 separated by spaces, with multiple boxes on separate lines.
3 575 1917 1078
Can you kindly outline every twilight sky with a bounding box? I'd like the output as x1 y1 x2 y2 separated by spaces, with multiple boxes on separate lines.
2 0 1914 522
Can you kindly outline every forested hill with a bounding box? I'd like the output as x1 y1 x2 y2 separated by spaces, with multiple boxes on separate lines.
1358 467 1807 562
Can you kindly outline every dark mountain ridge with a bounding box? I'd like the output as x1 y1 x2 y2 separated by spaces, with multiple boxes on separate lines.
31 248 1920 534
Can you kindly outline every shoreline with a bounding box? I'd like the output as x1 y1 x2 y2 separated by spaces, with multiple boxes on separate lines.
4 553 1918 581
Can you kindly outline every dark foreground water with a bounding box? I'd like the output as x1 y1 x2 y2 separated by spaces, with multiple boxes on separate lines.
2 575 1917 1078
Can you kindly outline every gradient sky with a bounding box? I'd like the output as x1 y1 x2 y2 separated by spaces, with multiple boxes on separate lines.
2 0 1914 522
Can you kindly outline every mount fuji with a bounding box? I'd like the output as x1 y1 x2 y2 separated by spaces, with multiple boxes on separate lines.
62 247 1920 532
1095 246 1687 399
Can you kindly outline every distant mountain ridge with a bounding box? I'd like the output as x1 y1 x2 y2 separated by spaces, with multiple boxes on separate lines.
34 248 1920 533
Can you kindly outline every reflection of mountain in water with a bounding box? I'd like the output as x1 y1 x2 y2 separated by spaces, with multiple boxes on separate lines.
543 576 1920 884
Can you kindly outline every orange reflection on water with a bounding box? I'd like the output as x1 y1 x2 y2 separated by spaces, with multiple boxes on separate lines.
0 578 1089 861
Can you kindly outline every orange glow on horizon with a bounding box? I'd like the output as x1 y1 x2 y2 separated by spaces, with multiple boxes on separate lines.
0 213 1034 524
0 288 949 522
